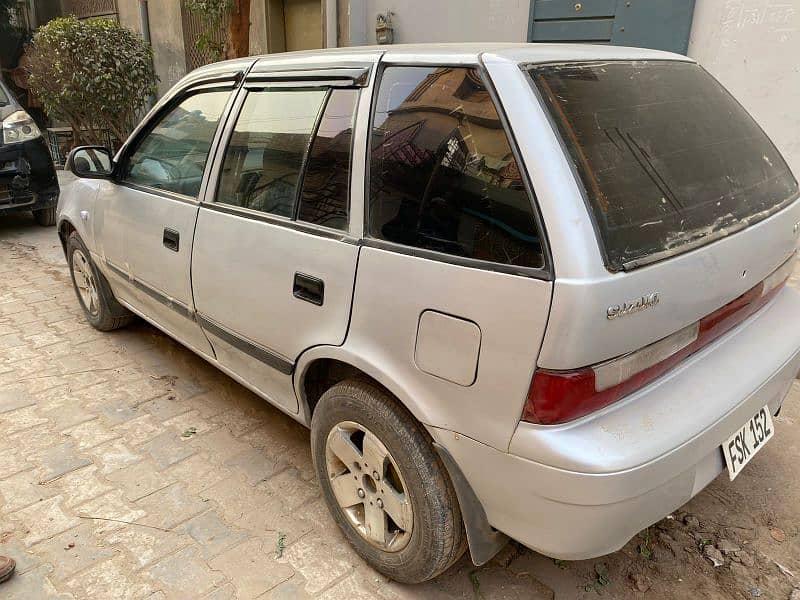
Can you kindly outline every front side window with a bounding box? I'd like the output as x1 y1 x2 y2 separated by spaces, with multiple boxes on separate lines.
122 90 231 198
216 89 327 218
368 66 544 269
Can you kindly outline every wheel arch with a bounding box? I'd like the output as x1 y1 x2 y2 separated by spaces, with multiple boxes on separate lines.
294 345 432 428
57 217 77 255
295 344 508 566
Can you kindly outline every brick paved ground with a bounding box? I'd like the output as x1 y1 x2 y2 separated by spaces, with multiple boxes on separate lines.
1 211 799 600
0 221 559 599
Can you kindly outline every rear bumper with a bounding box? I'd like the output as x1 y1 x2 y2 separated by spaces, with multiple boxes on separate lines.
432 285 800 559
0 137 59 214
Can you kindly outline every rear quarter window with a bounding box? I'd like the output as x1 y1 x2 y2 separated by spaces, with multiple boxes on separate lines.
530 60 799 271
368 66 545 270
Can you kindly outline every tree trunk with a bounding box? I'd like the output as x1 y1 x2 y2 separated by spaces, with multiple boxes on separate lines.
225 0 251 59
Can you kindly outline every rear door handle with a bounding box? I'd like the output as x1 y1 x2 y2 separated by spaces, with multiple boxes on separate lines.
163 228 180 252
293 272 324 306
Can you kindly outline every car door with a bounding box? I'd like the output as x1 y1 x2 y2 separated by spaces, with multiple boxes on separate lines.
191 66 369 413
95 82 236 354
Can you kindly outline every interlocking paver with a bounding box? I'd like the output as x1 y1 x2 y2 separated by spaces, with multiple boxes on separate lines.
189 428 250 463
223 447 282 485
106 460 175 502
174 510 248 559
200 582 237 600
1 405 49 435
76 490 146 535
30 523 116 581
277 532 354 594
1 469 57 512
12 496 81 546
146 546 225 598
92 440 143 474
140 394 189 421
63 419 119 451
165 453 232 495
113 414 163 446
48 465 113 508
1 564 70 599
141 431 196 470
64 554 156 600
35 441 93 483
41 402 95 430
0 388 36 413
103 525 189 569
0 447 33 480
135 483 207 530
210 537 294 599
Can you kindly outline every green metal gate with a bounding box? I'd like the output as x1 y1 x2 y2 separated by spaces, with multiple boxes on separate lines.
527 0 696 55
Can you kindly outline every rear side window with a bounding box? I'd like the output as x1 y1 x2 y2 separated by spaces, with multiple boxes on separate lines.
216 89 327 218
368 66 544 269
530 60 799 271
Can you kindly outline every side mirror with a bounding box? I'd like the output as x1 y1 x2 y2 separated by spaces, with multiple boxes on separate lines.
65 146 114 179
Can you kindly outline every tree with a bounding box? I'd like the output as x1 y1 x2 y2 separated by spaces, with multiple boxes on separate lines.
26 17 157 146
183 0 249 61
226 0 250 59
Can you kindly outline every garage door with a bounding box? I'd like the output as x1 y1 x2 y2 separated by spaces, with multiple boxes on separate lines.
527 0 695 54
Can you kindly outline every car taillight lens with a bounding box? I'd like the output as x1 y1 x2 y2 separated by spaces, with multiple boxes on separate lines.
524 253 796 425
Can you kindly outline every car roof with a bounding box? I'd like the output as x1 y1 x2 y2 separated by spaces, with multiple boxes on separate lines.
189 42 693 79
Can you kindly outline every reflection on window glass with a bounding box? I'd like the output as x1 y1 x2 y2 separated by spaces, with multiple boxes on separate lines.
298 89 358 230
123 91 230 197
216 89 327 217
368 66 543 269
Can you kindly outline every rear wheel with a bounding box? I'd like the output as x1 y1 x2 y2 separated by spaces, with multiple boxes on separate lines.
33 206 56 226
67 232 133 331
311 378 466 583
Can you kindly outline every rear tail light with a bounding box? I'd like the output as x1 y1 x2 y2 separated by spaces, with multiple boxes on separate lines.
524 253 796 425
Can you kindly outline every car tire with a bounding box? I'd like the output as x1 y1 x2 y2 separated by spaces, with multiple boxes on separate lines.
33 206 56 226
311 378 467 583
66 232 133 331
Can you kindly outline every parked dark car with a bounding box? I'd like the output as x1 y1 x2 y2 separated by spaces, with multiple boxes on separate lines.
0 79 59 225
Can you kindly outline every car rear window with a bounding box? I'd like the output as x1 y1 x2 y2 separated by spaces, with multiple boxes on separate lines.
529 60 799 271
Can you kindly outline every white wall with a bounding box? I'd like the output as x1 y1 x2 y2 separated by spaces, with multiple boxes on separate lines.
350 0 529 45
688 0 800 174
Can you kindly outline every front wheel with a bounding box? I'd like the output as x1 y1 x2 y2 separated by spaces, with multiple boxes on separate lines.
33 206 56 226
311 378 466 583
67 232 133 331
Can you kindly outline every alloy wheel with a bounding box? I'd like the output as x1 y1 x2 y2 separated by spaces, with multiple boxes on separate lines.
325 420 414 552
72 248 100 317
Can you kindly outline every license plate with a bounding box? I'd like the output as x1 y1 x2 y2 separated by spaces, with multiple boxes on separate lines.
723 406 774 480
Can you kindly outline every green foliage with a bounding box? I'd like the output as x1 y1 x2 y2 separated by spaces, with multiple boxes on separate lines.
184 0 231 21
183 0 230 61
26 16 157 145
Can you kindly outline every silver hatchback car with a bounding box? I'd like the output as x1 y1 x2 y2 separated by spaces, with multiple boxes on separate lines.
58 43 800 583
